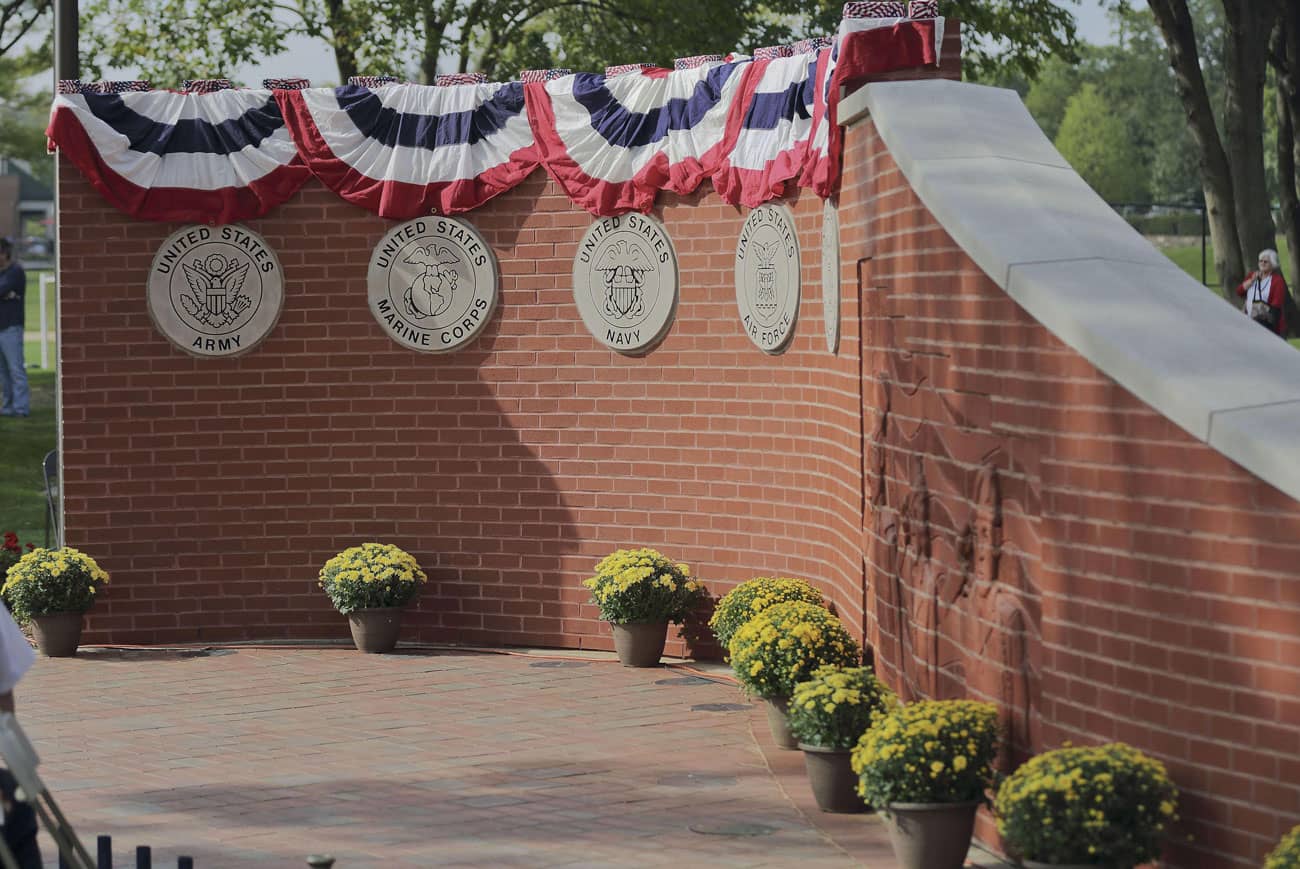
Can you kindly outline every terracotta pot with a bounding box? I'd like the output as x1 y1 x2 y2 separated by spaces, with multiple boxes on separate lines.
610 621 668 667
347 607 403 653
763 695 798 750
881 800 980 869
798 743 865 813
30 611 83 657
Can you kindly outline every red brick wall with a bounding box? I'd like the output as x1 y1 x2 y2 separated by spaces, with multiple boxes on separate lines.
57 168 869 659
849 116 1300 868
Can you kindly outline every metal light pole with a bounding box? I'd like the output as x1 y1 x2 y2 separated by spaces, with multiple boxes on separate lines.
54 0 79 82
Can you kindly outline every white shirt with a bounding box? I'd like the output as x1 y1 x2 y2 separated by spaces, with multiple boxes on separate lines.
1243 274 1274 315
0 605 34 695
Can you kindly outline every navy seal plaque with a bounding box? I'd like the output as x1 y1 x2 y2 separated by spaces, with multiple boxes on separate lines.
572 213 679 354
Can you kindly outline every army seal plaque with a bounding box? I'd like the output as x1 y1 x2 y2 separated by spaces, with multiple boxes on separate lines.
822 199 840 354
367 217 498 352
147 224 284 357
572 213 678 354
735 204 800 353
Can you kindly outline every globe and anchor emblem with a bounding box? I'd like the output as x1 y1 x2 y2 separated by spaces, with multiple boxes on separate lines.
401 244 460 320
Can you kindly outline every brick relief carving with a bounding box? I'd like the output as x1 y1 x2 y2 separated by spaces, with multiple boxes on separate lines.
863 279 1042 770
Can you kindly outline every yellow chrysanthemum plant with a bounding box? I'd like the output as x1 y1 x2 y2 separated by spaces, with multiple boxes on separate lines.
994 743 1179 868
2 547 109 624
581 548 704 624
787 665 898 750
851 699 999 810
1266 824 1300 869
708 576 825 651
318 543 427 613
727 600 861 699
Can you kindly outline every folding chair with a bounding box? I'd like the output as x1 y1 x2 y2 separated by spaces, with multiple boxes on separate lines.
42 451 57 549
0 713 93 868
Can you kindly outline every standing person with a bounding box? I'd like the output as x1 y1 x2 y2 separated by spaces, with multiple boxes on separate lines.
1236 249 1290 338
0 239 29 417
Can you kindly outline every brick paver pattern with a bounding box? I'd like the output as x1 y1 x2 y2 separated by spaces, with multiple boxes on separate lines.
19 648 877 868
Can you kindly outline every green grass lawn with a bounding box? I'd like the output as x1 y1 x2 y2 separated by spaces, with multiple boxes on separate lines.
0 369 56 548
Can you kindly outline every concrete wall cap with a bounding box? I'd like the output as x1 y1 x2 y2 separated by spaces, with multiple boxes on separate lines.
849 77 1300 502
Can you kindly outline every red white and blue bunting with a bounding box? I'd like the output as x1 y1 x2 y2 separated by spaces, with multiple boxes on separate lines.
47 17 944 222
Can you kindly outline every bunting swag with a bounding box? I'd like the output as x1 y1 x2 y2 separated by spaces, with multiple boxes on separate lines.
47 18 946 222
276 82 539 219
803 16 945 197
47 89 309 224
524 63 750 216
712 54 819 208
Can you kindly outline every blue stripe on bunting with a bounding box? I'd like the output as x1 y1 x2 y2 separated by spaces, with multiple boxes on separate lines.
742 57 819 130
569 63 741 149
80 93 286 155
334 82 526 150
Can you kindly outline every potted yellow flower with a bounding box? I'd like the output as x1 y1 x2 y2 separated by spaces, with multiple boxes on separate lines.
318 543 427 653
1266 825 1300 869
728 600 860 749
852 699 999 869
582 548 703 667
708 576 825 652
787 665 897 813
994 743 1179 868
2 546 109 657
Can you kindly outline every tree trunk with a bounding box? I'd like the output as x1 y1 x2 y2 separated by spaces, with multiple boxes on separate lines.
323 0 360 83
1274 3 1300 289
421 7 447 84
1221 0 1281 272
1148 0 1244 298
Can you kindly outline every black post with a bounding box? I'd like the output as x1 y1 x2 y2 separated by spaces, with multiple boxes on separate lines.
53 0 79 82
135 846 151 869
98 835 113 869
1201 201 1208 286
177 858 193 869
60 852 69 869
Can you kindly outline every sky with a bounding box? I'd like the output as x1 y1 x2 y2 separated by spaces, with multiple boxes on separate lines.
224 0 1121 87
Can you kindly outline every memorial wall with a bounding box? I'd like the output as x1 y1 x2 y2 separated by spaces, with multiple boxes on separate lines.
49 14 1300 867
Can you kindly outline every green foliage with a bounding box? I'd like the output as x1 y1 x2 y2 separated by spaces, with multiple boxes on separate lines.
1055 83 1148 202
0 28 54 183
2 546 108 623
708 576 824 650
787 665 897 750
317 542 427 613
727 600 859 699
851 699 999 809
994 743 1179 867
0 369 55 545
1265 825 1300 869
582 548 703 624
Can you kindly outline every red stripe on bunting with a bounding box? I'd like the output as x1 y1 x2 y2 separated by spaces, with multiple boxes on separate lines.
524 65 759 217
46 105 311 224
275 90 541 219
807 19 940 197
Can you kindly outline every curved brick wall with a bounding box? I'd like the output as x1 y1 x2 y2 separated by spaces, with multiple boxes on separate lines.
56 58 1295 869
58 169 868 659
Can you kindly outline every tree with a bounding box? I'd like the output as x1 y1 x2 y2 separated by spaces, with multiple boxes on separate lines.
80 0 1084 87
1271 3 1300 284
1145 0 1283 297
1055 84 1149 203
0 0 48 58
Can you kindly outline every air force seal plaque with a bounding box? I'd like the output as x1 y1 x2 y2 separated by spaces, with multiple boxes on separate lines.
148 224 284 357
735 204 801 354
367 217 498 352
572 214 678 354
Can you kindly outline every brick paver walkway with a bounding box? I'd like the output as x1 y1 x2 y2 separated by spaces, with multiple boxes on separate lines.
18 647 912 868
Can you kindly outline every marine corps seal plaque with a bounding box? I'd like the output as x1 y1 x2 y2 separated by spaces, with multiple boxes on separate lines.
147 224 284 357
572 213 679 354
735 204 800 353
822 199 840 354
367 217 498 352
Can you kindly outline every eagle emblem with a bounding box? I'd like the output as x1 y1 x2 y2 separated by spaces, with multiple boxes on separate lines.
179 254 252 328
594 240 650 320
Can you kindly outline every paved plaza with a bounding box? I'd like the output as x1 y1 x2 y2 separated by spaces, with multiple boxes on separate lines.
15 645 956 868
